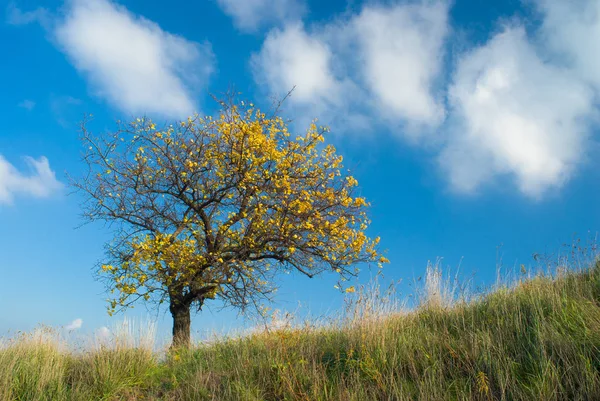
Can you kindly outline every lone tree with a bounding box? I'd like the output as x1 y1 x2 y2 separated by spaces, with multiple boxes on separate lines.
74 98 386 347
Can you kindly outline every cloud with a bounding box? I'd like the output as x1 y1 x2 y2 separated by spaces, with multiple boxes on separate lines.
252 1 449 135
537 0 600 90
6 3 51 27
54 0 214 118
0 155 63 205
441 27 594 198
352 1 449 128
251 22 359 132
65 318 83 331
96 326 111 340
17 100 35 111
217 0 306 32
438 0 600 197
252 23 340 104
253 0 600 198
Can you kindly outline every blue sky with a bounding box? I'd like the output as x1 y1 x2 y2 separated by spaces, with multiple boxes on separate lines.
1 0 600 344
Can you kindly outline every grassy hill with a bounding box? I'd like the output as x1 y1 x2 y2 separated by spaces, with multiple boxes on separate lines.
1 261 600 400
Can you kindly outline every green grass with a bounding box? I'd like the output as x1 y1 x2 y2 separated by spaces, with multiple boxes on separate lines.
2 262 600 400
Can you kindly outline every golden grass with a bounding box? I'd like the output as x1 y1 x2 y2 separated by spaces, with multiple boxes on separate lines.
2 259 600 400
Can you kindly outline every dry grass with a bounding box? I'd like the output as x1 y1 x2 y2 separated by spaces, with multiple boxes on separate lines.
2 255 600 400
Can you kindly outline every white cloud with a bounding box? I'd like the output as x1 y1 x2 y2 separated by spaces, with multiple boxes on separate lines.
252 1 449 135
96 326 111 340
252 23 339 104
438 0 600 197
253 0 600 198
6 3 51 27
537 0 600 90
217 0 306 32
65 318 83 331
352 1 449 127
18 100 35 111
97 326 110 336
0 155 63 205
442 27 594 197
54 0 214 118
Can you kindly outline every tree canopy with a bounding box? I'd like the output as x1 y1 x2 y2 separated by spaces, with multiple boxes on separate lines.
74 99 387 347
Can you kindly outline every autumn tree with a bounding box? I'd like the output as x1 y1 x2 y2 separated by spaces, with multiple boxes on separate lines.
73 99 386 347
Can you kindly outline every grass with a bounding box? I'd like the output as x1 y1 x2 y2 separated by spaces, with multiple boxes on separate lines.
2 259 600 400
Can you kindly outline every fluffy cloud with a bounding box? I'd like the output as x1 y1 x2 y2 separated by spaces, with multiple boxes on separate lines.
538 0 600 90
251 22 371 132
442 27 594 197
252 1 448 135
254 0 600 198
252 23 339 104
96 326 111 341
439 0 600 197
97 326 110 336
65 318 83 330
54 0 214 118
217 0 306 32
0 155 63 205
352 2 448 127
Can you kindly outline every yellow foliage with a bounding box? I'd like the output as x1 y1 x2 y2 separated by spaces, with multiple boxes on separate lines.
84 101 387 316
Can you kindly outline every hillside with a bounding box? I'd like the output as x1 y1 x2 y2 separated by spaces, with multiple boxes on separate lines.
1 262 600 400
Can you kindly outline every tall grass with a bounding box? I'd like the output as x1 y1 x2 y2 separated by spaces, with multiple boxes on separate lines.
2 257 600 400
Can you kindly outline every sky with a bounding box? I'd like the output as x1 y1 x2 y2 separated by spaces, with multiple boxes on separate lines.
1 0 600 345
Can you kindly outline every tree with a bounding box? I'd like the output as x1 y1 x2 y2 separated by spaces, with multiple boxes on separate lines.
73 98 387 348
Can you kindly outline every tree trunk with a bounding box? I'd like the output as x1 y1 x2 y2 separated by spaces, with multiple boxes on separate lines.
170 300 191 348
